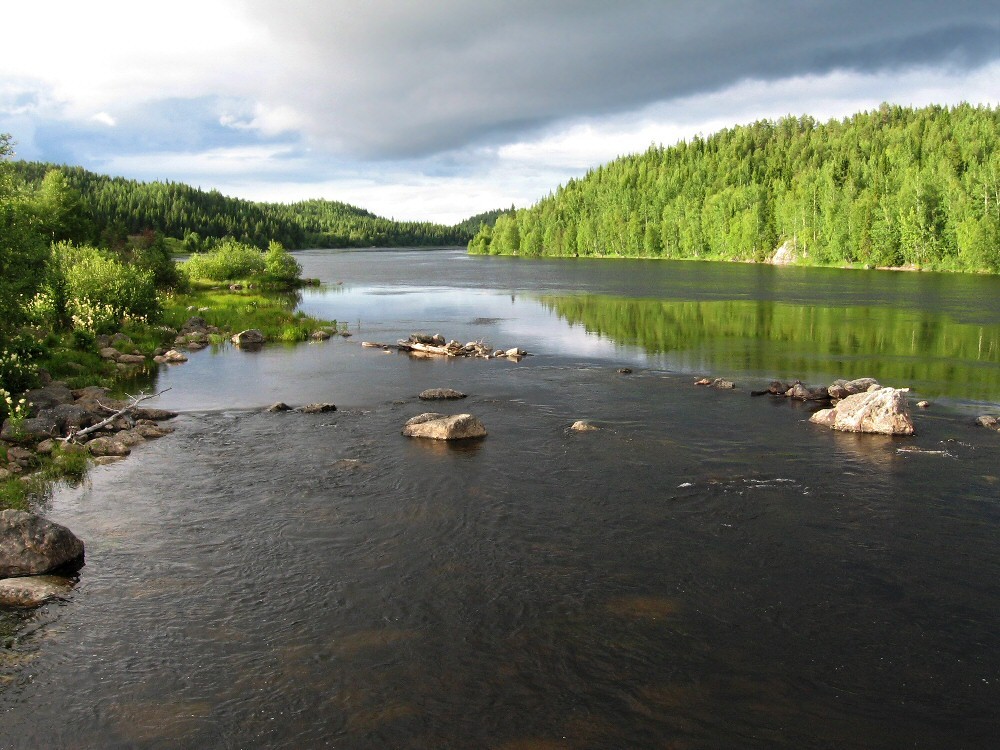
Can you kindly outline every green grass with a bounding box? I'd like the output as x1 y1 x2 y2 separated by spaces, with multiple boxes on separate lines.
162 289 334 342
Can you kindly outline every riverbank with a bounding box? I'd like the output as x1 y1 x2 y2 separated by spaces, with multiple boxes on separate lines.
0 286 336 511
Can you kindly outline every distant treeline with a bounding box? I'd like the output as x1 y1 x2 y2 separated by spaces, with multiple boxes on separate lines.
9 162 486 249
470 103 1000 273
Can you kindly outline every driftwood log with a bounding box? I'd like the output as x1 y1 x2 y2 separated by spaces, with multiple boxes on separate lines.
63 388 172 442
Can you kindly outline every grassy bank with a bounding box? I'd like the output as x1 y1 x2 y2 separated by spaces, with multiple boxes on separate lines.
1 286 335 511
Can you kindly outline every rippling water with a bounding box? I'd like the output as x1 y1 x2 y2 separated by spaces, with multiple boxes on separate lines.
2 249 998 748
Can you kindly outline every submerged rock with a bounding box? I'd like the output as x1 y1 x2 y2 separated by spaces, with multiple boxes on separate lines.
418 388 467 400
300 403 337 414
570 420 599 432
975 415 1000 432
267 402 293 412
809 387 914 435
0 510 85 577
402 413 487 440
0 574 75 607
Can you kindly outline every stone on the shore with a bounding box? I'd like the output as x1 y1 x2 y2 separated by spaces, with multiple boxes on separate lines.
132 407 178 421
1 415 60 443
570 420 599 432
153 349 188 364
419 388 467 400
232 329 265 347
0 575 74 607
0 510 85 577
310 330 332 341
22 383 74 414
99 347 120 360
809 387 914 435
85 436 131 457
116 354 146 366
402 413 487 440
300 403 337 414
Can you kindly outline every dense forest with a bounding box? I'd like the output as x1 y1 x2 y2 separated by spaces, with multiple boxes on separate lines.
9 162 474 249
470 104 1000 272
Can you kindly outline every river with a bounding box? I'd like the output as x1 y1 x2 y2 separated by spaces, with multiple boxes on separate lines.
2 248 998 749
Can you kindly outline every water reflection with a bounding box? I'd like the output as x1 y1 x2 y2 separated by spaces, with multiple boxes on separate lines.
541 294 1000 401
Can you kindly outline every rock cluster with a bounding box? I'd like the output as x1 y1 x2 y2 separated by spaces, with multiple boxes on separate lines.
1 383 177 467
93 333 151 372
976 415 1000 432
173 316 221 351
396 334 528 360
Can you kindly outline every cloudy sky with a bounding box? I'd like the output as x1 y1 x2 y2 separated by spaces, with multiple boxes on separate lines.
1 1 997 224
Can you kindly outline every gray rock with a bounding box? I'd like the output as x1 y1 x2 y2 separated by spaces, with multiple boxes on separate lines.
43 403 97 432
1 415 60 442
132 407 178 421
809 387 914 435
0 575 75 607
0 510 85 577
115 354 147 365
267 402 293 412
22 383 75 415
402 413 487 440
232 329 265 347
99 347 120 360
310 330 332 340
180 316 209 333
419 388 467 400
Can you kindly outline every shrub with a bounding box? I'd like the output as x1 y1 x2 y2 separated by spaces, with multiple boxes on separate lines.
50 242 160 331
181 238 266 281
264 241 302 284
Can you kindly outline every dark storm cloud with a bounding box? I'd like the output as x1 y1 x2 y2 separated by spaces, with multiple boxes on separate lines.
243 0 999 158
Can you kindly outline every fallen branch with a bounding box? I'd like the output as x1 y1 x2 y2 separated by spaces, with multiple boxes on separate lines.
63 388 172 442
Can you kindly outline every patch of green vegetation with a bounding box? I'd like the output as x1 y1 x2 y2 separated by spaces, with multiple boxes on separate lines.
162 289 334 343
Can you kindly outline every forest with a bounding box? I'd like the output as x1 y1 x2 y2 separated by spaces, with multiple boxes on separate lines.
9 161 474 249
470 104 1000 272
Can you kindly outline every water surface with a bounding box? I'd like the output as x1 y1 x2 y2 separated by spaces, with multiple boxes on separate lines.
1 248 998 749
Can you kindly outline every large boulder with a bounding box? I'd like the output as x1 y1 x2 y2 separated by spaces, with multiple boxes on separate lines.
1 415 60 443
402 413 487 440
809 387 914 435
0 510 85 577
22 383 75 415
0 575 74 607
232 329 265 348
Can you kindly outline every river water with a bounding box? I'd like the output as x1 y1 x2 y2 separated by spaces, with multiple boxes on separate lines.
2 248 999 749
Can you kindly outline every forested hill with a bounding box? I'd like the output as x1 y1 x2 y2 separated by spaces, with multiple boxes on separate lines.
470 104 1000 273
10 162 472 249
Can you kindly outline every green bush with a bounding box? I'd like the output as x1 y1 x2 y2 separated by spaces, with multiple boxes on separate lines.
181 238 267 281
50 242 160 331
263 241 302 283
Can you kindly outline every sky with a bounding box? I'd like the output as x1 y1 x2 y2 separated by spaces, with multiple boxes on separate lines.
1 1 998 224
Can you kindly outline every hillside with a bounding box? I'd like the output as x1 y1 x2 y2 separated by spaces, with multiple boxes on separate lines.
10 162 472 249
469 103 1000 273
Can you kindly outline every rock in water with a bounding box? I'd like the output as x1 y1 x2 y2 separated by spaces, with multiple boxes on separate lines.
809 387 915 435
402 413 487 440
231 329 265 347
570 420 599 432
0 575 74 607
418 388 467 400
0 510 85 577
300 403 337 414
